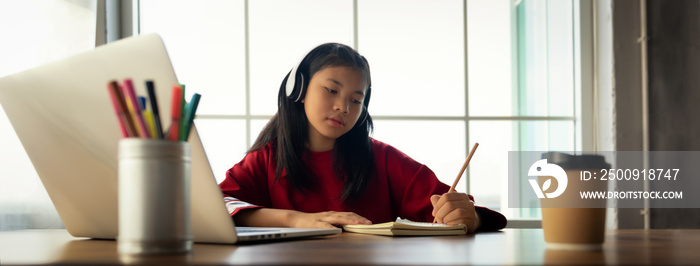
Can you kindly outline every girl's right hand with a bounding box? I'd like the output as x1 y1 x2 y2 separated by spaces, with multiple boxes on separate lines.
288 211 372 229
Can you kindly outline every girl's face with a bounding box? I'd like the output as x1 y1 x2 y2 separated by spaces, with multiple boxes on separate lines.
303 65 366 152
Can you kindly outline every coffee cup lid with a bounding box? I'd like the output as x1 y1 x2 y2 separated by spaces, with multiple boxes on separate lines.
541 152 611 170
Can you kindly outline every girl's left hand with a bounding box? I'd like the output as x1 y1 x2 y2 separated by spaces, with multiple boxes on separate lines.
430 192 480 233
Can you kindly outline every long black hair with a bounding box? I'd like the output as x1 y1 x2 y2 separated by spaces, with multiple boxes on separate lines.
249 43 375 204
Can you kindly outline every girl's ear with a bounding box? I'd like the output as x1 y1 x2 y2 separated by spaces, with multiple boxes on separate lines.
301 99 305 103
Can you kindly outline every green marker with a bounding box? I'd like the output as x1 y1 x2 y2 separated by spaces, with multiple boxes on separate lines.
179 84 186 139
180 93 201 141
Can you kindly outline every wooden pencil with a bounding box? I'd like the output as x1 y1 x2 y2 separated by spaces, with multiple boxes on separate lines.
433 142 479 223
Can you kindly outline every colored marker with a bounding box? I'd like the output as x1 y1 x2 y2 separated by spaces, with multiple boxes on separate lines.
107 82 129 137
121 84 139 138
123 79 151 139
138 96 147 111
168 85 183 141
139 96 156 139
179 84 187 139
145 80 164 139
144 110 156 139
108 81 137 137
180 93 201 141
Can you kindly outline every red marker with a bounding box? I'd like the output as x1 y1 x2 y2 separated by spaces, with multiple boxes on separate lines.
168 85 183 141
107 81 137 137
123 79 151 139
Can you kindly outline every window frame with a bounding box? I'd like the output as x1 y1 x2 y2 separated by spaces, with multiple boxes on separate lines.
129 0 595 228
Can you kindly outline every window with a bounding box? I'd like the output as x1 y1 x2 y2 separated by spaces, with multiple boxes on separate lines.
140 0 249 184
0 0 98 231
358 0 469 205
0 0 587 231
139 0 589 223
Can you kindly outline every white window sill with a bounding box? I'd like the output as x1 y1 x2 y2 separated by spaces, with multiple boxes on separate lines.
505 219 542 228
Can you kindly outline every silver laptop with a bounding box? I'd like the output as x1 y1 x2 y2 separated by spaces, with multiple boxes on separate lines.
0 34 340 243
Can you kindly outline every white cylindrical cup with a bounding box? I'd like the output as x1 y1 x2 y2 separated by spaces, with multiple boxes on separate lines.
118 139 192 255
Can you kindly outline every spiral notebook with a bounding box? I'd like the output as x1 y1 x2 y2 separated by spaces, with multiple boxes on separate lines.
343 218 467 236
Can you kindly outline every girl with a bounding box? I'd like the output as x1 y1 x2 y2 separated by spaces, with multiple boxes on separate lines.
219 43 506 232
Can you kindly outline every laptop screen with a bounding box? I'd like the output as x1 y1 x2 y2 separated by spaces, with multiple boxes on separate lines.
0 34 238 243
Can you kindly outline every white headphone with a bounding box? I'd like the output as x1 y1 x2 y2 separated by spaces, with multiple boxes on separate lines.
285 61 305 102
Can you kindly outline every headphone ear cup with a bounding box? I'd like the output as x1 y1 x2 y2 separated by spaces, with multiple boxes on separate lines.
295 72 305 102
285 69 296 99
285 68 305 102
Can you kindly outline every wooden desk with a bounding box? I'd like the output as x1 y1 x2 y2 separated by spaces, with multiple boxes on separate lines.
0 229 698 265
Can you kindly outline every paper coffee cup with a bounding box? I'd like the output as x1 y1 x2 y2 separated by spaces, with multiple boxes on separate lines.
538 152 610 251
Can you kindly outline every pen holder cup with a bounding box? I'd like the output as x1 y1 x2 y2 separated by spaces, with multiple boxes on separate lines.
117 139 192 255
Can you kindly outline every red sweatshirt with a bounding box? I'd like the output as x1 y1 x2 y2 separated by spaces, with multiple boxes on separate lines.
219 139 506 231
